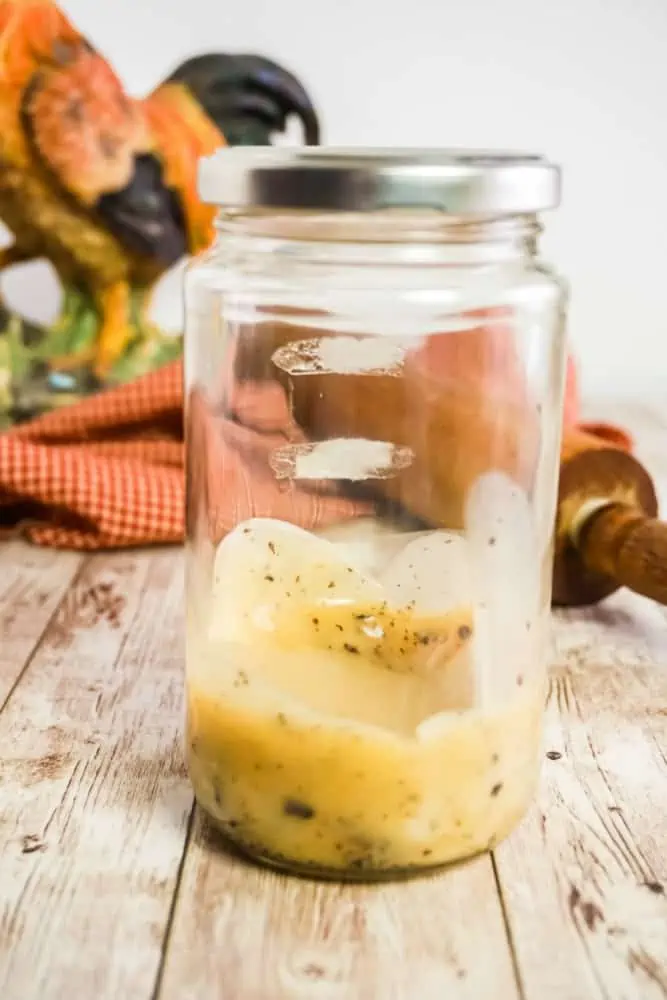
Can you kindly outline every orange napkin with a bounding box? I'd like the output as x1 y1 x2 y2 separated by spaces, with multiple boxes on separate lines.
0 353 606 551
0 362 184 549
0 360 371 550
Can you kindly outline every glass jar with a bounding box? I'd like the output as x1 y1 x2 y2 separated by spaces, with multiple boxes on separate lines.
184 148 568 880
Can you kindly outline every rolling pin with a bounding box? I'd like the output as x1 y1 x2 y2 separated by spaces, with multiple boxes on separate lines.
226 315 667 607
229 311 540 527
553 426 667 607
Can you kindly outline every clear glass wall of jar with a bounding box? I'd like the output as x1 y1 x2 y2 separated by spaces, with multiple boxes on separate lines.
184 149 568 880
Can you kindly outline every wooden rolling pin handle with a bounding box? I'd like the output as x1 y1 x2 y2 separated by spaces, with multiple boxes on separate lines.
577 502 667 606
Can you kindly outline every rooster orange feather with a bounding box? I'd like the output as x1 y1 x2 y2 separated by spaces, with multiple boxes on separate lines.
0 0 319 378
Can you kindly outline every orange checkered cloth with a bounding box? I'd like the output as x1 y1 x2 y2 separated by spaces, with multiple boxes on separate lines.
0 359 371 550
0 353 613 552
0 362 185 549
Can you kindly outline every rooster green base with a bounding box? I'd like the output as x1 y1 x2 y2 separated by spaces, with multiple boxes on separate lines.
0 1 320 427
0 288 183 428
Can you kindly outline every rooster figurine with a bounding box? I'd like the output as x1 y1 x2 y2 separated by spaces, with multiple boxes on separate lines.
0 0 319 421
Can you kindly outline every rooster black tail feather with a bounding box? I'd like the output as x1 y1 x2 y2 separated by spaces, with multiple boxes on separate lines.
165 52 320 147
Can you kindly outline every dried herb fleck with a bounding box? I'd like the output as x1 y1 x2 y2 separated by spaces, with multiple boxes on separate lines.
343 643 360 655
490 783 503 797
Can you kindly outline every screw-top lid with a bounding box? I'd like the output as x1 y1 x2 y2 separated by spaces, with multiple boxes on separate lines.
198 147 561 215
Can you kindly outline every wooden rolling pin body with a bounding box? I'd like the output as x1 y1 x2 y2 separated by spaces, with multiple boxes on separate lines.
231 313 540 528
228 316 667 607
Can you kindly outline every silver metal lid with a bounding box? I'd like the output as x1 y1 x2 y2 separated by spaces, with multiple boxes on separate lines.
198 147 561 215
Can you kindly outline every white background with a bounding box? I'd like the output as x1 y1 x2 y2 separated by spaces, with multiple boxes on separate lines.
4 0 667 400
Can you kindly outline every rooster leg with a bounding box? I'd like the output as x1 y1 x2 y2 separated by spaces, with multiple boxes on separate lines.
92 282 135 378
49 282 134 376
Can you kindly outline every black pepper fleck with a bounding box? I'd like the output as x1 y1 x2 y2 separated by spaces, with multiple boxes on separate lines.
458 624 472 640
491 783 503 797
312 617 319 626
336 624 343 631
546 750 562 760
284 798 315 819
277 712 288 726
422 848 433 857
264 574 275 582
517 674 524 686
268 541 276 554
343 643 360 654
328 581 335 589
489 537 496 546
643 881 664 895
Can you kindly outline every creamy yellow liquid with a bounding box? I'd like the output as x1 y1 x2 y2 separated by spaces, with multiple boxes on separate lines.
186 518 545 878
187 638 543 877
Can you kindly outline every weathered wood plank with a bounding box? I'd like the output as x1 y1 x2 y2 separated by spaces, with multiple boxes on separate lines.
158 396 667 1000
494 644 667 1000
0 541 84 707
0 548 192 1000
492 398 667 999
158 814 520 1000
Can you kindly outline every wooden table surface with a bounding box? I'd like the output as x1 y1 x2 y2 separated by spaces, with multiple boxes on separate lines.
1 397 666 1000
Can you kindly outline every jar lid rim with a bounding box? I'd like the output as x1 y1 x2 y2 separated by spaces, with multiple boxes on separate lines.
198 146 561 215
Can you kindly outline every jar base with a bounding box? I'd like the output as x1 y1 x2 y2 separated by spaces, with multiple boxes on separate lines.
199 807 495 884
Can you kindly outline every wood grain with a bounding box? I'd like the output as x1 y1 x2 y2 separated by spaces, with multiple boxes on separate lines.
0 541 83 706
494 395 667 1000
0 548 192 1000
494 641 667 1000
158 811 520 1000
0 396 665 1000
